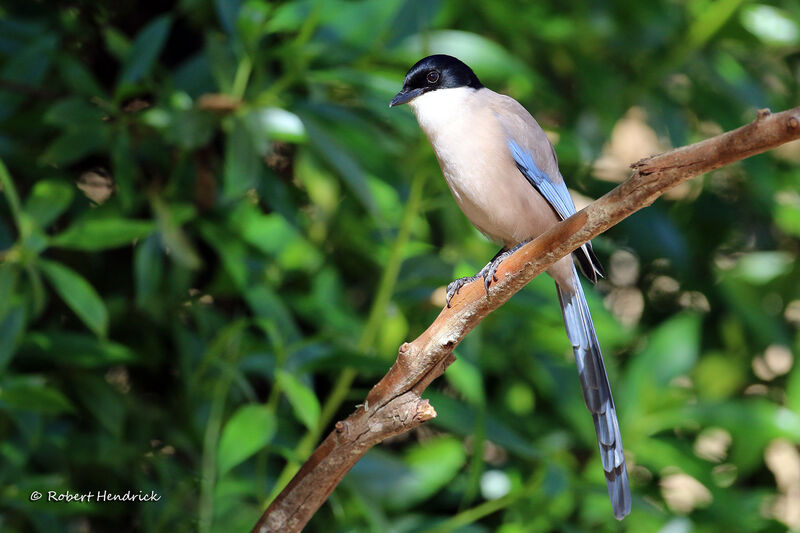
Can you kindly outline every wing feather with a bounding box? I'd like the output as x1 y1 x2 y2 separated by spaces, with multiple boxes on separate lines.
490 95 604 282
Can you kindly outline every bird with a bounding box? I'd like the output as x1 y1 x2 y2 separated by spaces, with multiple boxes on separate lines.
389 54 630 520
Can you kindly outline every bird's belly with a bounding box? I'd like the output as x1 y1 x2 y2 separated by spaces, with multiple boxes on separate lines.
434 135 558 248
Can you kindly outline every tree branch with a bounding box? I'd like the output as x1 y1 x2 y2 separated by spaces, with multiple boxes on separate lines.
251 106 800 533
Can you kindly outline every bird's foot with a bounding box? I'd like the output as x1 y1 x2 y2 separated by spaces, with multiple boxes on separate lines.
445 240 532 308
481 246 520 292
445 272 483 308
483 253 506 292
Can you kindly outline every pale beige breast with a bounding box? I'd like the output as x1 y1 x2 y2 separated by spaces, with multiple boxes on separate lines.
410 87 562 248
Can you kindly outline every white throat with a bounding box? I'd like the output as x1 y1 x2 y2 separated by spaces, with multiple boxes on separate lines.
408 87 477 140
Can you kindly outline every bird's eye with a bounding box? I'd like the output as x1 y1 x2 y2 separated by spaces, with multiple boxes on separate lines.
426 71 440 84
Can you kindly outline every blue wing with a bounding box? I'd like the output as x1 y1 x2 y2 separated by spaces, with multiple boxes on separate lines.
508 139 604 282
508 139 576 220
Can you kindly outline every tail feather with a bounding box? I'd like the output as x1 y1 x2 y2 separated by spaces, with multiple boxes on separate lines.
556 266 631 520
575 240 605 284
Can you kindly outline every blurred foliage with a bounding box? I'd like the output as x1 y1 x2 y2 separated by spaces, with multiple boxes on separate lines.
1 0 800 532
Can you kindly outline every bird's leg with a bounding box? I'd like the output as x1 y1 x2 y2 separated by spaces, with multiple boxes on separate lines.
445 239 532 307
482 239 531 291
445 261 494 308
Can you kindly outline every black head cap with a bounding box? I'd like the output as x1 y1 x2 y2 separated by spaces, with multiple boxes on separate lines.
390 54 484 107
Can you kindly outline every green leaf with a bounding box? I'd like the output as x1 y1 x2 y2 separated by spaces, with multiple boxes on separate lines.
235 210 293 255
233 210 322 271
198 222 248 289
44 98 106 128
0 376 75 414
51 218 153 251
348 437 467 511
246 287 301 343
39 259 108 337
204 32 237 94
21 331 137 367
119 15 172 85
688 400 800 473
0 158 23 227
57 55 106 97
72 375 125 437
775 197 800 236
152 198 202 270
0 263 17 320
140 95 215 150
624 313 701 413
445 357 485 406
376 304 408 357
692 351 746 400
223 118 261 201
40 126 109 166
264 1 309 33
166 108 216 149
1 33 57 85
727 251 793 285
103 27 131 61
111 132 135 210
269 0 403 52
294 150 340 216
217 404 276 476
276 370 320 431
23 179 74 228
237 1 272 50
215 0 242 35
134 234 163 308
0 305 25 369
401 436 467 508
740 5 799 46
426 390 539 459
301 118 376 215
23 263 46 316
504 381 536 416
244 107 306 154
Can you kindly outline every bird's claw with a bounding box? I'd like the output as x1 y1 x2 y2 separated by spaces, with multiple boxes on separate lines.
445 262 495 308
446 275 479 308
484 264 499 292
445 240 532 308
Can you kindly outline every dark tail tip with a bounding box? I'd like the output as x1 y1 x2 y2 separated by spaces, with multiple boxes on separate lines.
608 464 632 520
575 242 605 283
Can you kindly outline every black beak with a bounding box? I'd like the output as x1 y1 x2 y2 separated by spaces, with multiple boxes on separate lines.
389 87 424 107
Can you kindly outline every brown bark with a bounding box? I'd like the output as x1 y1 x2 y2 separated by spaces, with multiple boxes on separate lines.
252 106 800 533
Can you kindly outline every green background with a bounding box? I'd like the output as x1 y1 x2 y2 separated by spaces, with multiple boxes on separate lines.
1 0 800 531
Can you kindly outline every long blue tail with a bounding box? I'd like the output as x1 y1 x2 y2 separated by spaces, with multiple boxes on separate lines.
556 266 631 519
